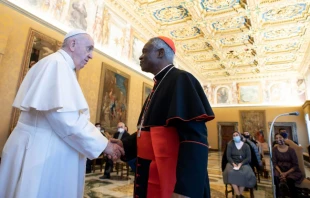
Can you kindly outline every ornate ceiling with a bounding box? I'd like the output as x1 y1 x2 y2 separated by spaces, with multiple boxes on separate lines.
105 0 310 84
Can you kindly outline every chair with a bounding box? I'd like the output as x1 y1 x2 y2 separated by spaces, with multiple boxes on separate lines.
225 184 254 198
92 154 104 173
285 139 310 197
222 142 256 198
114 161 129 179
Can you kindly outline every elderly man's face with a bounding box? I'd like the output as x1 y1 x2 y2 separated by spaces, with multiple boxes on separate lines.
71 34 94 70
139 41 159 73
117 122 125 129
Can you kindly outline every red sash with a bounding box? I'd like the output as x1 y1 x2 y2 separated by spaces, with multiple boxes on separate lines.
137 126 179 198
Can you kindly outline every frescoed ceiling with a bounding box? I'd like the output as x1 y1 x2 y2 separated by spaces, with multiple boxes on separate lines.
104 0 310 84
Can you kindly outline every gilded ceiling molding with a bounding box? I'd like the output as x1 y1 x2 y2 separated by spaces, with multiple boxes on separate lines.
181 41 213 53
200 0 247 16
211 16 251 34
259 0 282 4
262 25 306 41
261 3 310 26
170 26 203 40
152 5 191 25
265 54 297 64
219 34 254 47
264 41 300 53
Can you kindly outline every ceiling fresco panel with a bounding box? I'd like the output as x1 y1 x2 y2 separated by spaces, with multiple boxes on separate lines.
211 16 251 33
170 26 203 40
262 25 305 41
8 0 310 90
152 5 191 24
200 0 247 15
262 3 309 25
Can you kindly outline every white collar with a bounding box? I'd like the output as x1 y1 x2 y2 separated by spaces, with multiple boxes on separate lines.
58 49 75 70
153 64 173 79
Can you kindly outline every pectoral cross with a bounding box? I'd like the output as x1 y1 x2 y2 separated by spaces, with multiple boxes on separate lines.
137 119 144 137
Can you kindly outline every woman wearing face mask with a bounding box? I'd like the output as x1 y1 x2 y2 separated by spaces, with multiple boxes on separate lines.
223 131 256 198
272 133 304 197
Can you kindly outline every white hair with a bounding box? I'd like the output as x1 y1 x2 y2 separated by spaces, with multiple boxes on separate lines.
149 37 175 62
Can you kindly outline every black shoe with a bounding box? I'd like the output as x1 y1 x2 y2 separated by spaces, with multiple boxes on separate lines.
99 175 110 179
86 170 91 174
279 182 290 197
240 195 245 198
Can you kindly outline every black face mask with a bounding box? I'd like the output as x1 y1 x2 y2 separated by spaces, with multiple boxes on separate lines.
244 135 250 139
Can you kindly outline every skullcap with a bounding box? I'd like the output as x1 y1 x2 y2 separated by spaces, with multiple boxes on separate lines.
158 36 176 54
64 29 88 40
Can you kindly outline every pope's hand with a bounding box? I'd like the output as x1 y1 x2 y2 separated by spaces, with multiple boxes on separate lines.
110 138 123 148
103 141 125 161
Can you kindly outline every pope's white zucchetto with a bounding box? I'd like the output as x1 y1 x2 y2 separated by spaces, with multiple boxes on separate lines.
64 29 88 40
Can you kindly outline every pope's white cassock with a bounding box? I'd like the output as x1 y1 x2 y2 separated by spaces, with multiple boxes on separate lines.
0 49 107 198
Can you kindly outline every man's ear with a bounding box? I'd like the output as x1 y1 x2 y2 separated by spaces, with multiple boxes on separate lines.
69 39 76 51
157 48 165 58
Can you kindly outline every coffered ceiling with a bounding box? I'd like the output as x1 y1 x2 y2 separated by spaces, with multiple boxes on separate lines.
105 0 310 84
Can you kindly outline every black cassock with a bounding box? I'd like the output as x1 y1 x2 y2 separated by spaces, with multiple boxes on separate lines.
122 65 215 198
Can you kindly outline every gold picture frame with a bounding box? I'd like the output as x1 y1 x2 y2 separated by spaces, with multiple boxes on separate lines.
96 62 130 134
237 82 262 104
142 82 152 107
9 28 62 132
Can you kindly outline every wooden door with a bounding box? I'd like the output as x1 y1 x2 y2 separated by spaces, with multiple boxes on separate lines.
221 125 235 151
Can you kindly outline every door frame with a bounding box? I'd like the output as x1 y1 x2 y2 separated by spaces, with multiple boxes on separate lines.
268 122 298 144
218 122 239 152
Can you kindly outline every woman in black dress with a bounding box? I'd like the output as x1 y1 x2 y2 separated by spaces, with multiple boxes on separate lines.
272 133 304 197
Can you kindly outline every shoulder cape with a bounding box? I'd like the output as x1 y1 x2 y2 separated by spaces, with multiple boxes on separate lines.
13 51 89 116
139 67 215 127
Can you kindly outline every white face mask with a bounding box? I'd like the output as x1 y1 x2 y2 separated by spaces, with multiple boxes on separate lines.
96 127 101 131
118 128 125 133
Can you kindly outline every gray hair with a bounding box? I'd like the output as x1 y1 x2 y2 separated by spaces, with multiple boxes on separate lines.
61 38 70 48
149 37 175 62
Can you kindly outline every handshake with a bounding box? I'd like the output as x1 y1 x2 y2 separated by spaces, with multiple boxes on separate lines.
103 138 124 161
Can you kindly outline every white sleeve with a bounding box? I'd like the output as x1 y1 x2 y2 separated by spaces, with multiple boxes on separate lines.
43 110 108 159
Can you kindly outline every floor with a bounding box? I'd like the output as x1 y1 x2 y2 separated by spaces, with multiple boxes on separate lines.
84 152 274 198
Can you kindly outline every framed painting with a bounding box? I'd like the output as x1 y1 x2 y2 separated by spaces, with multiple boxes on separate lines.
215 86 230 104
238 83 261 104
10 28 62 132
240 110 266 138
142 83 152 107
96 63 130 134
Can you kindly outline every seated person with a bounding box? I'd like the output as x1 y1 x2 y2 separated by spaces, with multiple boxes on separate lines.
101 127 111 139
272 132 304 198
243 131 262 168
124 125 136 173
272 128 298 147
86 123 104 173
223 131 256 198
100 122 129 179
